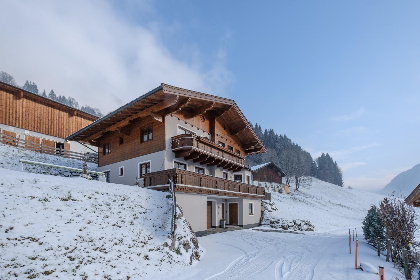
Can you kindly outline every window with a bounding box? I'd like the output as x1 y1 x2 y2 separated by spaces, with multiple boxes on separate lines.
174 161 187 170
119 137 124 145
103 171 110 183
249 203 254 215
223 172 228 180
234 174 243 183
141 127 153 143
103 143 110 155
139 162 151 178
246 175 251 185
195 167 205 174
227 145 233 152
218 141 225 148
119 166 124 177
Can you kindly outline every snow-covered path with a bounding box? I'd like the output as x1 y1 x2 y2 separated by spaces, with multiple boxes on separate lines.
155 229 402 280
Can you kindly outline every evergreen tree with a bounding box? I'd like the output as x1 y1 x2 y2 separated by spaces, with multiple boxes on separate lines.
41 90 47 98
0 71 18 86
22 80 39 94
81 106 103 117
48 89 57 101
362 205 385 248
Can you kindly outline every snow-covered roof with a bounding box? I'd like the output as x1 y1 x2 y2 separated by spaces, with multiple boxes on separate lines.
250 162 271 171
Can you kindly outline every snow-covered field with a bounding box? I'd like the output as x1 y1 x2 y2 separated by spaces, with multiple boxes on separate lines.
0 145 200 279
0 144 410 279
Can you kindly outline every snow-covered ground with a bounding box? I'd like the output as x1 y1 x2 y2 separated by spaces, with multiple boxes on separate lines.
0 144 409 279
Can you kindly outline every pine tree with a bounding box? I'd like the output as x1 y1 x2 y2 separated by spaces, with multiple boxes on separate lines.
0 71 18 86
362 205 385 248
22 80 39 94
48 90 57 101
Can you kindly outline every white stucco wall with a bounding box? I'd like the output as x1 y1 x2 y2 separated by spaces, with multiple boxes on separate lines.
176 192 207 233
97 150 166 186
242 198 262 226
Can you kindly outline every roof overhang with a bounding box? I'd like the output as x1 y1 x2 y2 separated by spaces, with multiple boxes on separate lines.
66 83 266 155
405 183 420 207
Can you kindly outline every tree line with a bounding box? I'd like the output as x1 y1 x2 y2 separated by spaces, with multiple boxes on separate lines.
246 123 343 188
0 71 103 117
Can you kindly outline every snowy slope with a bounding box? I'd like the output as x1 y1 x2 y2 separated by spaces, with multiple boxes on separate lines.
265 178 387 232
0 169 201 279
380 163 420 197
0 144 97 175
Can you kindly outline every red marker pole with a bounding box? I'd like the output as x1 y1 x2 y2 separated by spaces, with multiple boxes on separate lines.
379 266 384 280
355 239 358 269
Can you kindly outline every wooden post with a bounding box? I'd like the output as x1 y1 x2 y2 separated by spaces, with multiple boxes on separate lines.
402 249 409 279
16 135 20 147
40 142 43 153
355 239 358 269
349 229 351 254
379 266 384 280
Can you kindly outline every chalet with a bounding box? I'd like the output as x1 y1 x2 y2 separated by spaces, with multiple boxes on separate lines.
0 81 98 154
66 83 268 235
405 184 420 207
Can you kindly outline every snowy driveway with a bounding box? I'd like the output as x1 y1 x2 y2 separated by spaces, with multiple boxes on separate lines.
154 228 402 280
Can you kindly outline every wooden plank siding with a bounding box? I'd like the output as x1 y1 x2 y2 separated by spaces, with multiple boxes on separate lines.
97 117 165 167
0 86 97 139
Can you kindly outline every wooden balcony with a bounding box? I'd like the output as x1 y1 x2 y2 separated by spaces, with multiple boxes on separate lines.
171 134 245 172
144 168 268 200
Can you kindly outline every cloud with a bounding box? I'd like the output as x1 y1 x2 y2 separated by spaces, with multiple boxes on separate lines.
330 108 365 122
0 1 233 113
345 175 394 192
338 126 367 135
340 162 366 172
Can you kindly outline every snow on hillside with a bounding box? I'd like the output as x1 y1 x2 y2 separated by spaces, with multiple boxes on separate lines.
380 163 420 197
0 144 97 175
265 178 387 232
0 169 201 279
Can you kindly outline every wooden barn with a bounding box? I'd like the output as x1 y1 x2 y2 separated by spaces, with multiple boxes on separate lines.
251 162 286 184
0 81 98 156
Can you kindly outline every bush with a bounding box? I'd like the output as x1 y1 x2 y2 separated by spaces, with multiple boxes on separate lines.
362 205 385 248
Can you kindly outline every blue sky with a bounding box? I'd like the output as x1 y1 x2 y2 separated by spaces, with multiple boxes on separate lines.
1 0 420 191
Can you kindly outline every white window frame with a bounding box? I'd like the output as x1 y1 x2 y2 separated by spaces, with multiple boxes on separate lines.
102 169 111 183
233 174 243 183
249 202 254 216
119 166 124 177
138 160 151 178
246 175 251 185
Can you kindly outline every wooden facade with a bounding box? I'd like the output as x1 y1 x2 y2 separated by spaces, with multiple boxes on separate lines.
405 184 420 207
0 81 97 139
252 162 285 184
97 116 165 167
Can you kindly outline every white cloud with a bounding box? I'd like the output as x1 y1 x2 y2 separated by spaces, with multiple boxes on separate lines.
345 176 394 192
0 0 233 113
330 107 365 122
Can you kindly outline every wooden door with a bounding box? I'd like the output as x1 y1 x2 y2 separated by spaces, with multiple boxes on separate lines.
207 201 212 229
229 203 238 225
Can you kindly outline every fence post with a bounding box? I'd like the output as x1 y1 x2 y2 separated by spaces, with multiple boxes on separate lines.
349 229 351 254
379 266 384 280
353 230 355 241
16 135 20 147
355 239 358 269
402 248 409 279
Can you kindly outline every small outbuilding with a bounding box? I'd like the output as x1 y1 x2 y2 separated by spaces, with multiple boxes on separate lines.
405 184 420 207
251 162 286 184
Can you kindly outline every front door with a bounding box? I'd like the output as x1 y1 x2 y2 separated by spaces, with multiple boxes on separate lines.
229 203 238 225
207 201 212 229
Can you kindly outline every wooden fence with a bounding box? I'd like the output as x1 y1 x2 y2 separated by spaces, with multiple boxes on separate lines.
0 132 97 163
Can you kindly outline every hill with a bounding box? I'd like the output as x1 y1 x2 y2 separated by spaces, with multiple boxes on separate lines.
0 144 201 279
264 178 387 233
380 163 420 198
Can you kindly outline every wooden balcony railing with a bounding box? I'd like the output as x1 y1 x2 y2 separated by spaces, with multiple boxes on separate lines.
144 168 268 200
171 134 245 171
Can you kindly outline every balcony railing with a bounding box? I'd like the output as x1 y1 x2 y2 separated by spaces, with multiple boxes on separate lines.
171 134 245 171
144 168 268 200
